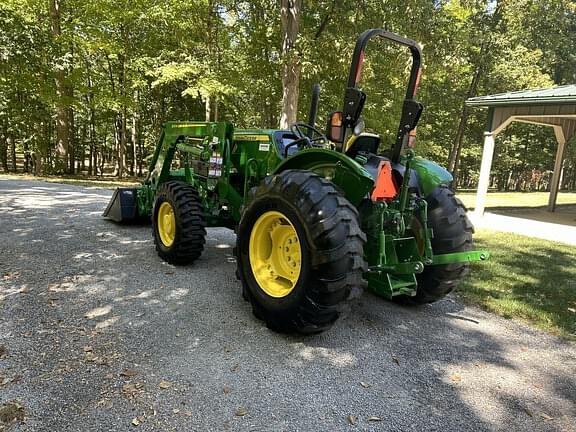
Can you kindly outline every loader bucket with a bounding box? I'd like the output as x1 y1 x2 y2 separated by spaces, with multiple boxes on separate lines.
102 188 139 223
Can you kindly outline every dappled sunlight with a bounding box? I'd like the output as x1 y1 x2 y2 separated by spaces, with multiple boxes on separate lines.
0 283 30 301
461 229 576 337
289 342 356 368
167 288 189 300
84 304 113 319
94 315 121 330
47 275 93 293
72 250 128 261
0 188 108 211
2 179 574 432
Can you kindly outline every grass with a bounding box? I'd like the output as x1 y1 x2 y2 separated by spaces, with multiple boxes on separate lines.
457 191 576 210
0 173 140 189
458 229 576 340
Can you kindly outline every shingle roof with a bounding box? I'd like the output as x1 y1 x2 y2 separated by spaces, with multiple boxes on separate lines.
466 85 576 107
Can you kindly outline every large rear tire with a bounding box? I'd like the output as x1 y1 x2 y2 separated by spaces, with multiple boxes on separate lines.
411 185 474 304
152 181 206 265
236 170 367 334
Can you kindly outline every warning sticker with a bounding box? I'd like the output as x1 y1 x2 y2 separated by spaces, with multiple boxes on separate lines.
234 135 270 141
258 143 270 152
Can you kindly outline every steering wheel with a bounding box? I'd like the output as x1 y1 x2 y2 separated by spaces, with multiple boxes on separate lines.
283 122 328 157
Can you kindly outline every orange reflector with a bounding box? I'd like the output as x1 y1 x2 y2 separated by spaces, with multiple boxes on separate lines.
371 161 397 202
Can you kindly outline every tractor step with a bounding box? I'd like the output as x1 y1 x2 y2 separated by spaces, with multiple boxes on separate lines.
102 188 140 223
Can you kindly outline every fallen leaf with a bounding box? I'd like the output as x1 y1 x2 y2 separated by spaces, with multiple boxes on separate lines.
83 346 93 352
391 355 400 365
538 412 553 421
94 357 110 366
2 272 20 280
223 385 231 394
18 286 30 294
120 369 139 377
131 418 140 426
450 373 462 382
235 407 248 417
360 381 371 388
0 401 26 425
158 380 172 389
122 382 145 398
524 408 533 417
0 346 7 358
172 408 180 414
347 415 357 425
367 416 382 422
97 399 113 409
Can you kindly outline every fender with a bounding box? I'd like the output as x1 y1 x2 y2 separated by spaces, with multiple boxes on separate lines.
272 148 374 206
410 157 453 196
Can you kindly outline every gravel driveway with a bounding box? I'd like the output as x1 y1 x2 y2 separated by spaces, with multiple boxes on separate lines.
1 178 574 432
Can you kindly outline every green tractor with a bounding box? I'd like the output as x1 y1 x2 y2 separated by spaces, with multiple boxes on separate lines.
104 29 488 333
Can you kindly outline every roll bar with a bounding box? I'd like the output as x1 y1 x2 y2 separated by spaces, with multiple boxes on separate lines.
342 29 424 163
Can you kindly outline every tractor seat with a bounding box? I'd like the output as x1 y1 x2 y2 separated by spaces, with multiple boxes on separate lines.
274 131 300 158
345 133 381 158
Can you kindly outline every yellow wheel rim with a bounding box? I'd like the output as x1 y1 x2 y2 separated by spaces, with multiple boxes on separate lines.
249 211 302 298
158 202 176 247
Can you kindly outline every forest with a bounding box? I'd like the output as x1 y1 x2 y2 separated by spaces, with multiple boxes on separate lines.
1 0 575 190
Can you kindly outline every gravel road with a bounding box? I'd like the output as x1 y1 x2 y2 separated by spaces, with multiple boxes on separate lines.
0 178 574 432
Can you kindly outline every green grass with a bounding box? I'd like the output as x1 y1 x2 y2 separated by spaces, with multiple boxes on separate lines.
457 191 576 210
0 173 140 189
458 229 576 339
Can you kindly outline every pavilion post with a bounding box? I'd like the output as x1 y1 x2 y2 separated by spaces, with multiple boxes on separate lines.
475 131 496 216
548 127 566 212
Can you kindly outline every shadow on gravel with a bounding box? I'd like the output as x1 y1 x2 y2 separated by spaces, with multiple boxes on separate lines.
1 180 574 432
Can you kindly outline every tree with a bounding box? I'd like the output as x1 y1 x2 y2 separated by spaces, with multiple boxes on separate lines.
279 0 301 128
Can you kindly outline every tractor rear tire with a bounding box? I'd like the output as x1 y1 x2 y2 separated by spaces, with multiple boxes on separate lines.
152 181 206 265
236 170 367 334
410 185 474 304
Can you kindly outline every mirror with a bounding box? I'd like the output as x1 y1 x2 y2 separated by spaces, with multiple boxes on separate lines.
326 111 344 143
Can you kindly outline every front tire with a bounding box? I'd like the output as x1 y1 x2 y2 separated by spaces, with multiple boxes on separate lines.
236 170 367 334
152 181 206 265
411 185 474 304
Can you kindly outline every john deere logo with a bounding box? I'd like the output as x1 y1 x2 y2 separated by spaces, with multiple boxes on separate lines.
234 135 269 142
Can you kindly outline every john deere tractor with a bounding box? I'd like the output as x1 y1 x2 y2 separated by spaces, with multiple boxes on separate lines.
104 29 488 333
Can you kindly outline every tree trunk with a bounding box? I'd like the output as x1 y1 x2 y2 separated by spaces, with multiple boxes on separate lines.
0 124 8 172
9 134 16 172
447 3 503 188
279 0 301 129
68 106 76 174
49 0 72 173
205 95 212 122
131 91 138 177
447 60 483 187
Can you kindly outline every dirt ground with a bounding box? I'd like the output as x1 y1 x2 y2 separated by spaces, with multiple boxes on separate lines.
1 179 575 432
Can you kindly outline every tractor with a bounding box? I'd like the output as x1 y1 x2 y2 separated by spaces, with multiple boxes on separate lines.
103 29 488 333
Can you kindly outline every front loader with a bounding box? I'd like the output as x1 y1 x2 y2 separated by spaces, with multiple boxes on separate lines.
104 29 488 333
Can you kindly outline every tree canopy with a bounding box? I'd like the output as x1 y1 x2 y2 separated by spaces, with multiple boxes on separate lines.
1 0 575 190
